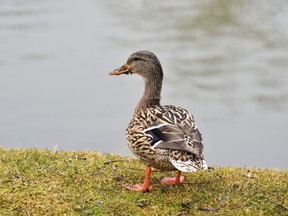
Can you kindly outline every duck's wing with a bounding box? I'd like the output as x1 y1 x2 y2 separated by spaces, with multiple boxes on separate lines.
144 106 204 156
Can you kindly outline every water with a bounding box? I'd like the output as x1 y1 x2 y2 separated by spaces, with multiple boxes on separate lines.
1 0 288 169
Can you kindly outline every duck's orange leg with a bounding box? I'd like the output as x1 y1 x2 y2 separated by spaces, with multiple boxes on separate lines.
160 171 184 185
125 166 153 192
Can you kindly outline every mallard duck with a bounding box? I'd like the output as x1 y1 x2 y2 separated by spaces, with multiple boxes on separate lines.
109 50 207 192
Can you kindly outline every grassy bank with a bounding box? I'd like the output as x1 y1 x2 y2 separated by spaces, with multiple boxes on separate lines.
0 148 287 215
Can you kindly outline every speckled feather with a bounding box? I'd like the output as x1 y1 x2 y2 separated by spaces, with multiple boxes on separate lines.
126 105 207 172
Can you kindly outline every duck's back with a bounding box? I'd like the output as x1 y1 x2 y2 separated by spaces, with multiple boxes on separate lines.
126 105 207 172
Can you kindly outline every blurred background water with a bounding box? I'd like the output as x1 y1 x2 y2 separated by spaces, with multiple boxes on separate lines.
1 0 288 169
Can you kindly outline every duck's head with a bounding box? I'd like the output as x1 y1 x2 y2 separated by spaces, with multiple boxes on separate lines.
109 50 163 82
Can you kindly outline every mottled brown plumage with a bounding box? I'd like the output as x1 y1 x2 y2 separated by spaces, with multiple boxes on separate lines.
109 50 207 192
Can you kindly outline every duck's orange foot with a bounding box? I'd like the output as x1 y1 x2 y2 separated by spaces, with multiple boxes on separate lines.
125 184 153 192
160 176 184 185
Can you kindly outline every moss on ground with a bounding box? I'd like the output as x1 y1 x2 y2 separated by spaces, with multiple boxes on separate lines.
0 148 287 215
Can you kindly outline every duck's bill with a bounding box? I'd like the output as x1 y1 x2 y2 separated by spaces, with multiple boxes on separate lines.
109 64 132 75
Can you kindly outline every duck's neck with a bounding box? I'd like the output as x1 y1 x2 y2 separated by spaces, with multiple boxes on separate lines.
134 77 162 114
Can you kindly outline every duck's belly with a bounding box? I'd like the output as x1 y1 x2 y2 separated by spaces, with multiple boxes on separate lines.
149 149 177 171
128 142 177 171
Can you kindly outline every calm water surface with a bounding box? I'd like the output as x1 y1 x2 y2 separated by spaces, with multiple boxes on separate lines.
1 0 288 169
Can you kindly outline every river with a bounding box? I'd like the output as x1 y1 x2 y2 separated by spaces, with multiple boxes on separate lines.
1 0 288 169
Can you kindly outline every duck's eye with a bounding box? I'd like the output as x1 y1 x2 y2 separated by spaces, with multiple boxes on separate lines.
133 56 142 61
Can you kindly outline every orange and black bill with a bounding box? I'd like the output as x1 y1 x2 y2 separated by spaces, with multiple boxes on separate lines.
109 64 132 75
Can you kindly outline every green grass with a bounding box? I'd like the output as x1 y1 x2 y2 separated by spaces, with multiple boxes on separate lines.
0 148 287 215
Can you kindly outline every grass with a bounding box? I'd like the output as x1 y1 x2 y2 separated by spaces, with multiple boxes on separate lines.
0 148 287 215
